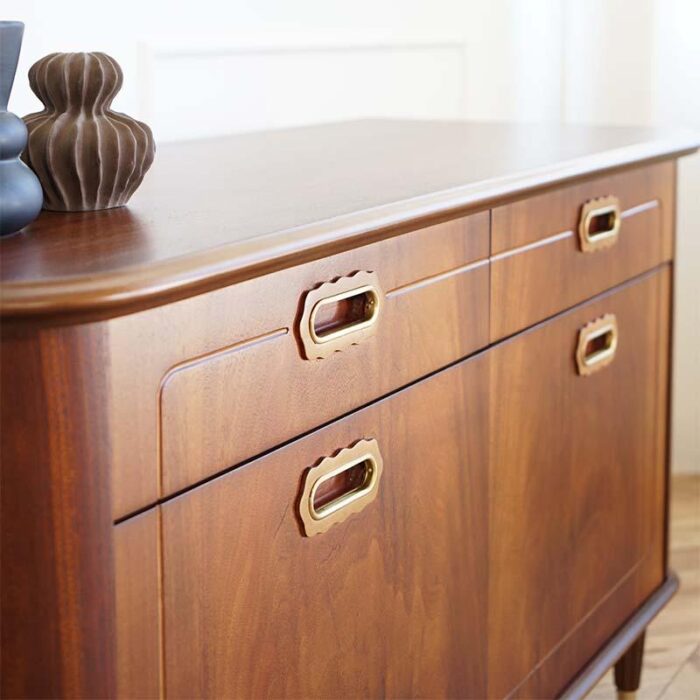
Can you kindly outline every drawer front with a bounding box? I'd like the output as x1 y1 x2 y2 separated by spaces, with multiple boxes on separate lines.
491 161 674 340
162 353 489 698
488 267 670 698
156 212 489 498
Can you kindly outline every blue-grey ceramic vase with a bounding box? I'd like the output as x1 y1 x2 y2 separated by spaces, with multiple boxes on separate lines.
0 21 42 236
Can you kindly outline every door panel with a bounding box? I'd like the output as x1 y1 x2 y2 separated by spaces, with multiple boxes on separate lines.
488 268 670 698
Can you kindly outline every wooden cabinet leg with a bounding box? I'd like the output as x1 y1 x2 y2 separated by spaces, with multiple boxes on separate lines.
614 631 646 700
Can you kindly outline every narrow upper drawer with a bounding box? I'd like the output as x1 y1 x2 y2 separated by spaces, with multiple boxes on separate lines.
490 161 675 340
157 212 489 497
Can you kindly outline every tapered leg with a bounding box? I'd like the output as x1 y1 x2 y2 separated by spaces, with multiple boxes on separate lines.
614 631 646 700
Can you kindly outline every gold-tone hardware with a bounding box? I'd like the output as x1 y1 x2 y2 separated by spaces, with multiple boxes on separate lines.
578 195 621 252
309 284 380 344
298 271 384 360
298 438 384 537
576 313 618 376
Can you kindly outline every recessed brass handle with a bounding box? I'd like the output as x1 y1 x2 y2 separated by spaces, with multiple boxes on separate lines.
576 313 618 376
578 195 621 252
298 438 384 537
298 271 384 359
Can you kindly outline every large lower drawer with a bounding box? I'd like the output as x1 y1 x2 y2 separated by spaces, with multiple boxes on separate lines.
161 351 490 698
488 266 671 698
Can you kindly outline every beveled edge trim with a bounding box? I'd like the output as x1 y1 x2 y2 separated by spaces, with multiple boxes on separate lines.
2 137 696 321
559 573 679 700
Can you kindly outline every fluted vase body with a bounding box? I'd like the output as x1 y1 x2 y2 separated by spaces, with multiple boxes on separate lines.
23 52 155 212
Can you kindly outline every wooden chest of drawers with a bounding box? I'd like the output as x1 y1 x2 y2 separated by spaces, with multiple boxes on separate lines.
1 120 697 699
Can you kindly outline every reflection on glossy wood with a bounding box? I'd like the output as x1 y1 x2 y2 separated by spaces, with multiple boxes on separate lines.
1 121 695 318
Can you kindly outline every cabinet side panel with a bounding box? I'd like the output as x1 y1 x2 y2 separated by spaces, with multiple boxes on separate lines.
0 323 116 697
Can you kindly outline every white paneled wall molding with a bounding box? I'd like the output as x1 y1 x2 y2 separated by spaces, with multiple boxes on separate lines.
137 35 469 141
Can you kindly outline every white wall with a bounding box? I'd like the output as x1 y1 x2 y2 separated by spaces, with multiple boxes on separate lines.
561 0 700 473
5 0 489 133
4 0 699 471
5 0 567 136
654 0 700 474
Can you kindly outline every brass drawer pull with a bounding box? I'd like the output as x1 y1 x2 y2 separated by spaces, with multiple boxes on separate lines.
578 196 621 252
299 438 384 536
298 271 383 359
576 313 618 376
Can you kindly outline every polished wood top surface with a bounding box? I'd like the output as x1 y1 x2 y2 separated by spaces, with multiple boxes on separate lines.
1 119 697 319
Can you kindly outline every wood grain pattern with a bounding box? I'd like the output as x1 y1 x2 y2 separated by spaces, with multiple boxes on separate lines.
114 509 161 699
1 120 692 699
118 475 699 700
108 211 488 515
0 322 116 698
23 52 155 212
161 352 489 699
1 120 696 319
488 268 671 699
159 222 488 497
490 162 675 340
491 162 674 254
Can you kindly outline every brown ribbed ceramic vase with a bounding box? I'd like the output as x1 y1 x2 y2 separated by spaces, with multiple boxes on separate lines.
23 52 155 211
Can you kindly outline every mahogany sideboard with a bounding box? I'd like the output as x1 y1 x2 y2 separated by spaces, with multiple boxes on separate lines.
1 120 698 699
